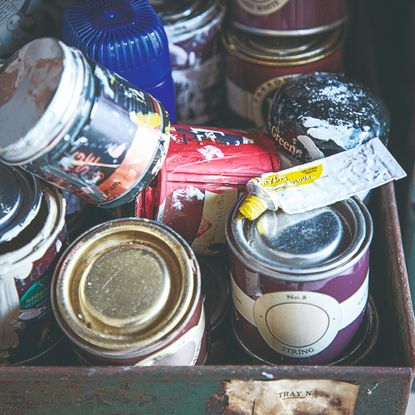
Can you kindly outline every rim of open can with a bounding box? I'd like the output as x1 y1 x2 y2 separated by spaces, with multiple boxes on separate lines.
233 295 379 366
222 26 344 67
51 218 201 359
226 196 373 281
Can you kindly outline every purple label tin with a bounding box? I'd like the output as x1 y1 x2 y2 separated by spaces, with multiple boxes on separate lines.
226 196 373 364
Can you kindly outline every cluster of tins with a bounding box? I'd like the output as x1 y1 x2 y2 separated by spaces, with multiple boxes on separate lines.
0 1 391 367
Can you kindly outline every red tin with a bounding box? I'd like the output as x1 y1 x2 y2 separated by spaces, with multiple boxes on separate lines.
229 0 347 36
223 26 344 129
116 125 280 255
52 219 207 366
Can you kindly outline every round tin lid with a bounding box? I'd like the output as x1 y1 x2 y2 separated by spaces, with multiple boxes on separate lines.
222 26 343 65
230 197 370 277
53 219 199 353
0 165 42 244
0 38 90 165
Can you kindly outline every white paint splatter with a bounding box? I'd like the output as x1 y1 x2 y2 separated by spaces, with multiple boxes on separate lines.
0 202 11 214
301 116 371 150
296 135 325 159
171 186 205 211
261 372 274 379
197 145 224 160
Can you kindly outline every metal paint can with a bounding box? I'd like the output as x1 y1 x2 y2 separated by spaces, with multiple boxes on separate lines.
0 0 46 58
0 37 170 208
151 0 225 124
222 26 344 129
0 167 66 365
233 295 379 366
115 125 280 255
51 218 207 366
226 196 373 365
229 0 347 37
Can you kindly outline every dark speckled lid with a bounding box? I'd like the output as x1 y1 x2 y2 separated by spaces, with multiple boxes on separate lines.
0 165 42 243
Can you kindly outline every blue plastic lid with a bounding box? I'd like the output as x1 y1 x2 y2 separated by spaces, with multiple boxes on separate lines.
62 0 173 91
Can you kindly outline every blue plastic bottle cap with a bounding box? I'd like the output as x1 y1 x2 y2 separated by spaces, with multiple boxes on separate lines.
62 0 176 120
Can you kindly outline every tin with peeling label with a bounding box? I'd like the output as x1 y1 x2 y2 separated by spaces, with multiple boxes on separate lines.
226 196 373 364
0 37 170 208
151 0 225 124
223 27 344 129
0 0 46 58
51 218 207 366
229 0 347 37
115 125 279 255
0 166 66 365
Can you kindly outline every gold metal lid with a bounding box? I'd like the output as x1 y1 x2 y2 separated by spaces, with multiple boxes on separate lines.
52 219 199 357
222 26 344 67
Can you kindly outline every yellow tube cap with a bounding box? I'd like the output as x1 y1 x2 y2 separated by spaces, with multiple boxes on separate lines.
239 194 267 221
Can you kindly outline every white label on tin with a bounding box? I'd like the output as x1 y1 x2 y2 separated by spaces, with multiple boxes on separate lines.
223 379 359 415
135 306 206 366
191 188 239 255
236 0 290 16
231 272 369 357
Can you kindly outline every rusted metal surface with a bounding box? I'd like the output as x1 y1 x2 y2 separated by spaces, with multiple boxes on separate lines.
0 184 414 415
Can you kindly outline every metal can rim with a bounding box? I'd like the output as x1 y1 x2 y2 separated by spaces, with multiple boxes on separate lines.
52 218 202 359
222 26 344 68
225 196 373 282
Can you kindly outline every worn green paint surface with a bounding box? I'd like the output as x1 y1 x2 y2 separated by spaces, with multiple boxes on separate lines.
0 366 412 415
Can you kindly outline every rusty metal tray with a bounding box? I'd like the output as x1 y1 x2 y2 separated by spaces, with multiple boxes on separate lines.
0 183 414 415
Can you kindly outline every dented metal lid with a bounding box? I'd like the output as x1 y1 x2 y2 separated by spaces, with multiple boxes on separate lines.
229 197 372 278
0 38 92 165
0 165 42 244
52 219 200 356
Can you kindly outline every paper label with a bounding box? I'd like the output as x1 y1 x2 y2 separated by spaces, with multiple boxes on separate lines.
236 0 290 15
223 379 359 414
231 272 369 357
244 138 406 215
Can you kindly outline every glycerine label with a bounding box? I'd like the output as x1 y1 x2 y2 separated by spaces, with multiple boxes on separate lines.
231 273 369 357
222 379 359 415
236 0 290 15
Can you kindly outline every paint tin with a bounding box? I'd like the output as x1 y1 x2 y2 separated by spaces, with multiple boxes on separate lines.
115 125 280 255
233 295 379 366
268 72 391 169
0 169 66 365
0 37 170 208
223 27 344 129
0 0 46 58
151 0 225 124
51 218 207 366
229 0 347 37
226 196 373 364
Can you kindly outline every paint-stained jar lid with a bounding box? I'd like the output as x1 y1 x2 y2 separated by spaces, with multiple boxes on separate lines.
52 218 200 356
0 38 91 165
151 0 224 36
228 197 372 278
0 165 42 243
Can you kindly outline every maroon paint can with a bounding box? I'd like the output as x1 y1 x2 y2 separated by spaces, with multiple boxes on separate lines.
229 0 347 36
51 219 207 366
0 167 66 364
226 196 373 365
223 26 344 129
115 125 280 255
151 0 226 124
